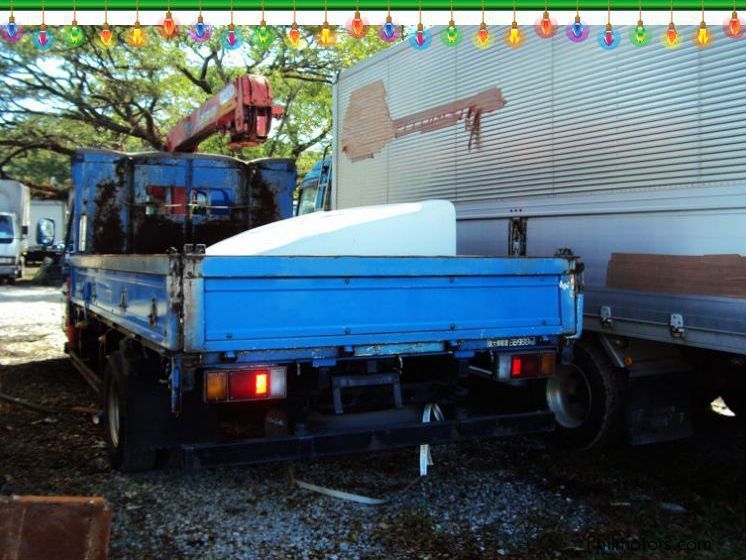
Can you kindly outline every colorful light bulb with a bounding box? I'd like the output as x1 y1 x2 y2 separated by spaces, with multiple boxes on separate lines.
566 15 589 42
316 21 336 46
223 24 243 49
474 22 491 48
724 11 744 38
598 23 620 50
378 15 400 43
535 10 557 38
505 20 523 48
663 21 681 48
347 9 367 39
442 19 462 46
158 10 178 40
2 15 24 43
33 23 54 51
288 22 301 47
65 20 85 47
409 22 431 50
127 20 146 47
189 15 212 42
693 20 713 47
629 19 651 46
99 23 113 48
254 20 273 46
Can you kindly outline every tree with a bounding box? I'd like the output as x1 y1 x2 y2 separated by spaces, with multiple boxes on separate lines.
0 24 388 192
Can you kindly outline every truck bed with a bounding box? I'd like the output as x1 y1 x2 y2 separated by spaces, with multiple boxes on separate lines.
69 254 581 360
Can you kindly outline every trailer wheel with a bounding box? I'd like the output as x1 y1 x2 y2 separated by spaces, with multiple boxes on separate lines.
546 340 625 449
103 352 157 471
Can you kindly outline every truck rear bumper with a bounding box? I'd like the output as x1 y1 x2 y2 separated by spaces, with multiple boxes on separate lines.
181 410 554 469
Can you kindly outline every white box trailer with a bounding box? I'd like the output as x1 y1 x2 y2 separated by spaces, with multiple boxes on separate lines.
0 180 30 282
332 25 746 447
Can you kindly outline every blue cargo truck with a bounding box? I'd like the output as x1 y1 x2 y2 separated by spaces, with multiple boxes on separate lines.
64 149 583 471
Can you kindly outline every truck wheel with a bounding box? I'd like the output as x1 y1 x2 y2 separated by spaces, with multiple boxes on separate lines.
103 352 157 471
546 340 625 449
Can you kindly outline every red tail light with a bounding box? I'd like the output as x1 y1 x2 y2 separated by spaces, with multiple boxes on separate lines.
509 352 555 379
205 366 286 402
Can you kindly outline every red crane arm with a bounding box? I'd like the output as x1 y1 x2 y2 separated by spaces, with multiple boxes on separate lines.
165 74 284 153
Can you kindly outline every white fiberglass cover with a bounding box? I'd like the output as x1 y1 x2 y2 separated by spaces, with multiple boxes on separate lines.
207 200 456 256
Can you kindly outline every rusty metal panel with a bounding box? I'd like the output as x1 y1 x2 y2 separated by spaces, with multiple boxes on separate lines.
0 496 112 560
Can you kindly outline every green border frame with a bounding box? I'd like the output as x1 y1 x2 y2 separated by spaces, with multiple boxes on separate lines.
0 1 736 10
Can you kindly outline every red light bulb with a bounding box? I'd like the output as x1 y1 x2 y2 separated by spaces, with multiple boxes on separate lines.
666 23 678 46
163 11 177 38
100 24 112 47
351 10 365 37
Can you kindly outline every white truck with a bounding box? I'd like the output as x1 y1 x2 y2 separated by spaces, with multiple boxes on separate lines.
27 199 67 263
0 180 30 284
330 25 746 448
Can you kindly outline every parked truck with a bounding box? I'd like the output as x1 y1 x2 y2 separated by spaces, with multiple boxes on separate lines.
64 148 582 471
27 198 68 263
0 180 30 283
324 25 746 448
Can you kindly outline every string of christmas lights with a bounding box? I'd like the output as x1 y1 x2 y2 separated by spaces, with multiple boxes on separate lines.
3 2 746 52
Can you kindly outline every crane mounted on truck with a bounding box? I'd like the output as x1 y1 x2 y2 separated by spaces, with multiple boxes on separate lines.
63 74 583 471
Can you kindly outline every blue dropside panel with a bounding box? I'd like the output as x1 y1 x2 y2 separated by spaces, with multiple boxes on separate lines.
193 256 578 353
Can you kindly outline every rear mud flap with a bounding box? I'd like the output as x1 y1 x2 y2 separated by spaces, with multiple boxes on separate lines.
625 371 693 445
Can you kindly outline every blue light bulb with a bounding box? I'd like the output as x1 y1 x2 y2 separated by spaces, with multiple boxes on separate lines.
572 22 583 38
7 21 17 37
196 21 205 37
383 21 395 38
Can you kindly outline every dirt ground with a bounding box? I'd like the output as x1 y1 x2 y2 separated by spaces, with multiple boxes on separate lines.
1 277 746 559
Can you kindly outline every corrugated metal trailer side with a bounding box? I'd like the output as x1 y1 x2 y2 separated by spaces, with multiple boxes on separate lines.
333 25 746 355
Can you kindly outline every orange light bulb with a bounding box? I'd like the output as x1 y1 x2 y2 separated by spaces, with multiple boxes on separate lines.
100 24 113 47
288 23 300 46
666 22 678 46
477 23 489 46
351 10 364 37
162 11 177 38
130 22 144 46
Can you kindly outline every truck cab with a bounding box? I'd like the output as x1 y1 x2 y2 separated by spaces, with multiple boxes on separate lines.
296 157 332 216
0 212 23 282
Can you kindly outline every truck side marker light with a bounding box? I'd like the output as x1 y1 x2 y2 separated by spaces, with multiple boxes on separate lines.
510 352 556 379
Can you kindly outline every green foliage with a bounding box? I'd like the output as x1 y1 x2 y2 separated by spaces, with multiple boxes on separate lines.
0 24 388 193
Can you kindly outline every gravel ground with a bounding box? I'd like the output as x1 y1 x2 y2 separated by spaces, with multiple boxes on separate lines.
2 280 746 559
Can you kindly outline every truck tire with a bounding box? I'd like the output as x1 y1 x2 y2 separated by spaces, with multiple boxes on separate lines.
546 340 625 449
102 351 157 471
